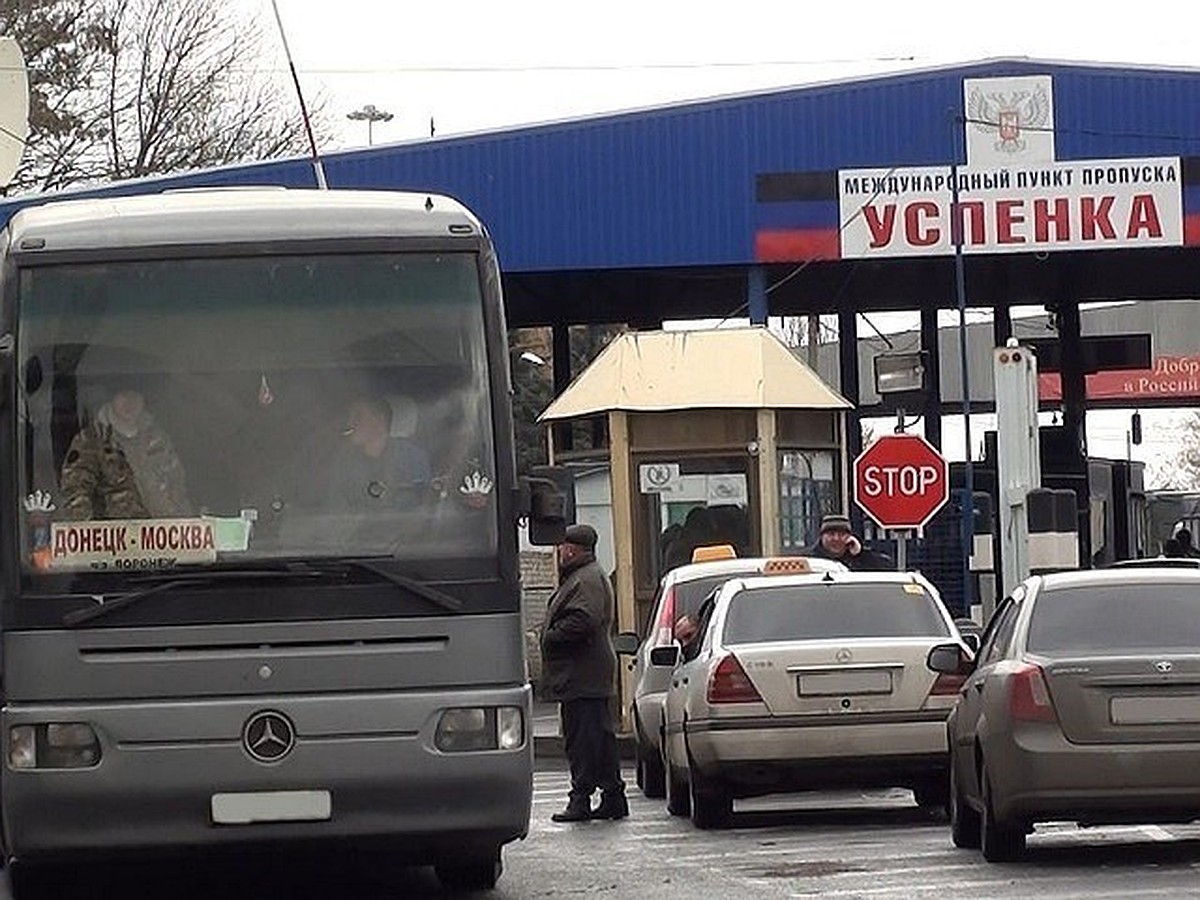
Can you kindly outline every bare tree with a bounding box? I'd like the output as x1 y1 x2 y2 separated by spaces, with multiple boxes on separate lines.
1146 410 1200 490
95 0 321 181
0 1 108 193
2 0 327 194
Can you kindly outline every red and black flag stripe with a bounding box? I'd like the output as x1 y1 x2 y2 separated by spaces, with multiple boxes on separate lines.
754 171 840 262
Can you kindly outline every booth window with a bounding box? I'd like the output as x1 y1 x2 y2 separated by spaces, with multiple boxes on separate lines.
779 450 838 553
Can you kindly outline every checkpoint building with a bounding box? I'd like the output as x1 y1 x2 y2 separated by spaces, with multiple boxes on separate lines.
5 57 1200 612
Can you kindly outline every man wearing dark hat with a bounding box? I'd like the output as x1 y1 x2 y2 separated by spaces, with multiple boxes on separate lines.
806 514 893 571
540 523 628 823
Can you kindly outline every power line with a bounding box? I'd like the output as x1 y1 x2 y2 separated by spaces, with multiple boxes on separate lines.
0 56 921 77
960 115 1200 147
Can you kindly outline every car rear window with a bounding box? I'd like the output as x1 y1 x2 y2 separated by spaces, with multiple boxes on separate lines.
673 571 760 619
1027 583 1200 655
722 583 950 644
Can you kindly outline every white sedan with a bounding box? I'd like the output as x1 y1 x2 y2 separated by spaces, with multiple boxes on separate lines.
658 571 972 828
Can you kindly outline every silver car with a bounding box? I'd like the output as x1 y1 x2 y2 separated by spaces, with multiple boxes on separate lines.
930 568 1200 861
658 571 970 828
624 554 845 799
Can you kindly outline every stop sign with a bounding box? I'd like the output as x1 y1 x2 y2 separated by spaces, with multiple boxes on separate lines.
853 434 949 530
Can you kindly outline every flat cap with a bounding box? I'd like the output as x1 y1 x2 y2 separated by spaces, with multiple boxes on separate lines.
563 523 598 550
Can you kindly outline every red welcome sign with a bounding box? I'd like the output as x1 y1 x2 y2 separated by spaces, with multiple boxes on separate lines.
1039 356 1200 402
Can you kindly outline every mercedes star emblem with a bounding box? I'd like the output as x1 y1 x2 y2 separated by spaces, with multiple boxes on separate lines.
242 710 296 763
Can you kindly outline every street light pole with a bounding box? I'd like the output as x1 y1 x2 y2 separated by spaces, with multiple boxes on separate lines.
346 104 394 146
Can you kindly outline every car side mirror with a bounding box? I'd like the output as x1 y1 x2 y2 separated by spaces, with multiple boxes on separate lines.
961 632 981 655
927 642 973 675
613 632 640 656
649 645 680 668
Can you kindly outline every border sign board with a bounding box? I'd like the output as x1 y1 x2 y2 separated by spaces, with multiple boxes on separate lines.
853 434 950 530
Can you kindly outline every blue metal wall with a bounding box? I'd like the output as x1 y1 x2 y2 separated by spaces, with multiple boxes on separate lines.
4 59 1200 274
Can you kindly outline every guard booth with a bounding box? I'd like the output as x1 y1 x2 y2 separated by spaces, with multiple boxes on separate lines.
538 328 851 708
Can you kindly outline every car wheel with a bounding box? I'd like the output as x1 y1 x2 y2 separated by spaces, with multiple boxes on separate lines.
949 760 982 849
638 744 667 799
980 766 1025 862
664 752 690 817
688 767 733 830
434 847 503 892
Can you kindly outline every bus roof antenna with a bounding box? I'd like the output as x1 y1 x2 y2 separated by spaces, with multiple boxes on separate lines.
269 0 328 190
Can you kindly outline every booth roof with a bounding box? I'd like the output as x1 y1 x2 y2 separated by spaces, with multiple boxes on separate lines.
539 327 851 421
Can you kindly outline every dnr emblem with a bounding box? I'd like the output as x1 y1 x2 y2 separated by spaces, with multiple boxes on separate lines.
967 86 1050 154
242 710 296 762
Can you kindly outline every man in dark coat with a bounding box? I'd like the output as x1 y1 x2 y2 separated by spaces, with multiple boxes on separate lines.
806 514 894 571
540 523 628 823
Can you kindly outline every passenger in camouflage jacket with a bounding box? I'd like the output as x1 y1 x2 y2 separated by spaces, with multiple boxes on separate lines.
59 389 192 521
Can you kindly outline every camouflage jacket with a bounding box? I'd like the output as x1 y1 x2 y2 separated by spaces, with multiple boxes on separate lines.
59 417 191 521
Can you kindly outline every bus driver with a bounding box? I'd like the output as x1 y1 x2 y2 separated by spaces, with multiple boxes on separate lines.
327 394 432 510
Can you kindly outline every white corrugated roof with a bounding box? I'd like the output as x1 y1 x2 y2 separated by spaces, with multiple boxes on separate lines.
539 327 851 421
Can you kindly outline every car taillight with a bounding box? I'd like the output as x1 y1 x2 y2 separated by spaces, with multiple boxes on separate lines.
707 655 763 704
653 585 677 645
929 671 967 695
1009 663 1057 723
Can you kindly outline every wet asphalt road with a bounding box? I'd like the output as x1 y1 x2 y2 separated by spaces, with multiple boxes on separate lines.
3 761 1200 898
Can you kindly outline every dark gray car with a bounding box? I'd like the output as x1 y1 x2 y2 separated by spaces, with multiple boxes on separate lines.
930 569 1200 861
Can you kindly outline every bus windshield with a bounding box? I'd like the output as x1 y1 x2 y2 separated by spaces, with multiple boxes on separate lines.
17 252 498 579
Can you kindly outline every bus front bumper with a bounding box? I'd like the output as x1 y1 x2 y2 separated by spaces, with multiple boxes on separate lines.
1 685 533 864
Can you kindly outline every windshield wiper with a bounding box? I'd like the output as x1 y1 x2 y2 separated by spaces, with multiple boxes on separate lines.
333 558 464 612
60 559 463 627
61 567 329 628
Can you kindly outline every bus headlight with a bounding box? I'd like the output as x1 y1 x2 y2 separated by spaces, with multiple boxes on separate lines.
8 724 101 770
9 726 36 769
434 707 525 753
497 707 524 751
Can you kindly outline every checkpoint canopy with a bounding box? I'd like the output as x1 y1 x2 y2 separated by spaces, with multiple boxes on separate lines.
539 326 851 650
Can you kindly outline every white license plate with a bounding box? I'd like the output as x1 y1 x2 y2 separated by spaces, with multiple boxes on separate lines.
1110 695 1200 725
211 790 332 825
798 670 892 696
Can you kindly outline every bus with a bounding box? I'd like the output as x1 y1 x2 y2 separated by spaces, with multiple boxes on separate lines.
0 188 562 894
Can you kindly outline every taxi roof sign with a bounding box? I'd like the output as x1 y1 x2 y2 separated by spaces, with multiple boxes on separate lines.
762 557 813 574
691 544 738 563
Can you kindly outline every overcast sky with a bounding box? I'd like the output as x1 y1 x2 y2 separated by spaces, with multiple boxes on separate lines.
255 0 1199 150
246 0 1195 478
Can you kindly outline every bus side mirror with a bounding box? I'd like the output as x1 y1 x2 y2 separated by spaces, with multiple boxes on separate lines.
522 465 574 546
522 477 566 546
